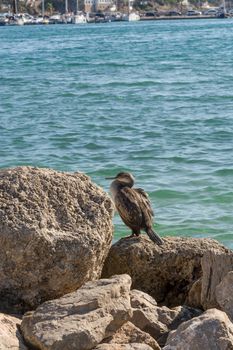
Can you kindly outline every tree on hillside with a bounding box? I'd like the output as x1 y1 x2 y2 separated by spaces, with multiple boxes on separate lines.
46 1 54 13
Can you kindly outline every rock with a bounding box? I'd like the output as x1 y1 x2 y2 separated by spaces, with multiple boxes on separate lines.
94 344 155 350
129 289 201 346
102 321 160 350
159 305 202 331
129 289 167 339
216 271 233 321
130 289 158 309
164 308 233 350
102 236 226 307
201 248 233 310
20 274 132 350
0 166 114 312
0 313 28 350
186 278 202 309
155 304 202 346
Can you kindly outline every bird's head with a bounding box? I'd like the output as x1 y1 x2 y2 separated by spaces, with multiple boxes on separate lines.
106 172 135 187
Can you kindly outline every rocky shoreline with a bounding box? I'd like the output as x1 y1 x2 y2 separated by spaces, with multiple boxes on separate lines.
0 166 233 349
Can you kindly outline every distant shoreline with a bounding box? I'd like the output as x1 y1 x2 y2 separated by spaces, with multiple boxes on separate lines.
0 13 231 27
140 15 226 20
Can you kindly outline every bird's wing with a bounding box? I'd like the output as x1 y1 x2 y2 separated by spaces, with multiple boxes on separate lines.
135 188 154 216
114 187 143 229
135 187 154 227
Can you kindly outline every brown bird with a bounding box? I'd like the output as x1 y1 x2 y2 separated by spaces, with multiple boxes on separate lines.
106 172 163 245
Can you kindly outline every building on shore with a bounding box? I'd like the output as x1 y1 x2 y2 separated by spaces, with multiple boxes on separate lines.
84 0 114 12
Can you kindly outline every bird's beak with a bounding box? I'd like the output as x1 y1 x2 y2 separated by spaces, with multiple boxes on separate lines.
105 176 116 180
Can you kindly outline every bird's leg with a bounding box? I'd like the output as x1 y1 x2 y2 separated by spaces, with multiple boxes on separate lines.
124 230 140 239
124 233 135 239
132 229 140 237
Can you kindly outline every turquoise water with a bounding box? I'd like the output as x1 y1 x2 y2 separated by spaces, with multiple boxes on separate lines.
1 19 233 248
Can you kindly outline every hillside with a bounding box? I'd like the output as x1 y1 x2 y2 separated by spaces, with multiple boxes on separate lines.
0 0 220 15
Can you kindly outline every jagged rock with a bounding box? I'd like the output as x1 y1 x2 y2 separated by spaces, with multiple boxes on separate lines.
102 236 226 307
0 166 114 312
129 289 167 339
163 308 233 349
20 274 132 350
160 304 202 331
0 313 28 350
186 278 202 309
129 289 201 346
216 271 233 322
101 321 160 350
201 248 233 310
130 289 158 309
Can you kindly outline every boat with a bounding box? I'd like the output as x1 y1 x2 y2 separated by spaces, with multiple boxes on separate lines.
72 0 87 24
109 12 122 21
122 12 140 21
216 5 229 17
216 0 229 17
122 0 140 21
8 15 24 25
73 11 87 24
94 13 111 23
34 15 49 24
49 14 64 24
0 13 8 26
8 0 24 25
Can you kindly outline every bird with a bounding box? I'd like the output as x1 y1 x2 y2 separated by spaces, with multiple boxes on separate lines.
106 172 163 245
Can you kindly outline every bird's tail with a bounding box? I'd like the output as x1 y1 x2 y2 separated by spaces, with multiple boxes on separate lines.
146 228 164 245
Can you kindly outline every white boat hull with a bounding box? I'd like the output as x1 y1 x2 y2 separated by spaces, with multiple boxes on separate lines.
8 18 24 25
122 12 140 21
73 14 87 24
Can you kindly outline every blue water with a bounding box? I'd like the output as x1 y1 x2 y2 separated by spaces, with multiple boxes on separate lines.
1 19 233 248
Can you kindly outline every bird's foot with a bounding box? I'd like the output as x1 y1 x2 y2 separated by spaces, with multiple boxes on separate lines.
124 233 139 239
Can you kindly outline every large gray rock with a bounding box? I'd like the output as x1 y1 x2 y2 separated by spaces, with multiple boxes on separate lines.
101 321 160 350
129 289 201 346
21 274 132 350
201 249 233 310
216 271 233 322
164 308 233 350
102 236 226 307
129 289 167 339
0 166 114 312
0 313 28 350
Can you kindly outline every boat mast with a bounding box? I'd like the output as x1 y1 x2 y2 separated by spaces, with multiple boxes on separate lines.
128 0 130 14
65 0 68 14
41 0 45 16
13 0 18 14
223 0 226 14
76 0 79 14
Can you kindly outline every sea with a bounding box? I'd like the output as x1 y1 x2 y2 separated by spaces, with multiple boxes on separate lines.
1 19 233 248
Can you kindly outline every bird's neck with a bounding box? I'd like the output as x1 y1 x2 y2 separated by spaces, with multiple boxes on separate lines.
110 180 133 199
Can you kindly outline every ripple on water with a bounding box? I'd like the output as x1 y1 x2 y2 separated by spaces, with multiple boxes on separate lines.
1 20 233 247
